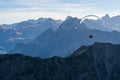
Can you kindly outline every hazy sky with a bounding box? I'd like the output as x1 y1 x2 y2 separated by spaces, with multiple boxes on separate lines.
0 0 119 24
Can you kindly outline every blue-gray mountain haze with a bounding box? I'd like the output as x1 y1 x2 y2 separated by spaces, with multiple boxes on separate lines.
0 15 120 58
9 15 120 58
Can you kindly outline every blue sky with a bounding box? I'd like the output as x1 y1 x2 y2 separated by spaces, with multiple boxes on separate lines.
0 0 120 24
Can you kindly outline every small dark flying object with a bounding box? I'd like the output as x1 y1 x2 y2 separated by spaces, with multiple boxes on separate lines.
89 35 93 38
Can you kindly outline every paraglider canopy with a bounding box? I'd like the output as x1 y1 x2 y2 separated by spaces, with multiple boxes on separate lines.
80 15 103 24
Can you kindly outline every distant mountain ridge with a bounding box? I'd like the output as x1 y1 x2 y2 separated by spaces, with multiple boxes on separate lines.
12 16 120 58
84 14 120 31
0 14 120 57
0 18 62 52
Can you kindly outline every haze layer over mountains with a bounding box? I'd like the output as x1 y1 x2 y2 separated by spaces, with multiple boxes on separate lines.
0 14 120 58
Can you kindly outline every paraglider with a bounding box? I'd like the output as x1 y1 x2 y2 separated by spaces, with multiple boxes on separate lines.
80 15 103 38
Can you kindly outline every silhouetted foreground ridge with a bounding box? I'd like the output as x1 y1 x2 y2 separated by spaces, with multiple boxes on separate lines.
0 42 120 80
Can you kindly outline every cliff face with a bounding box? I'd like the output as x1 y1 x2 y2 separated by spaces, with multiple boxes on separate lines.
1 42 120 80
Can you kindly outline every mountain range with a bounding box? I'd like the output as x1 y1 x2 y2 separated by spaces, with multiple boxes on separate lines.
0 42 120 80
0 14 120 58
0 18 62 52
11 15 120 58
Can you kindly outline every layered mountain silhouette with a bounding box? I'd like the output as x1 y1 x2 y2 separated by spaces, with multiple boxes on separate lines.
1 42 120 80
12 16 120 58
0 15 120 58
0 18 62 52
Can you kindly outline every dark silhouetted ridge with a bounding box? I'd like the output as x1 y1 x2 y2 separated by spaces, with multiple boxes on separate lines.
1 42 120 80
